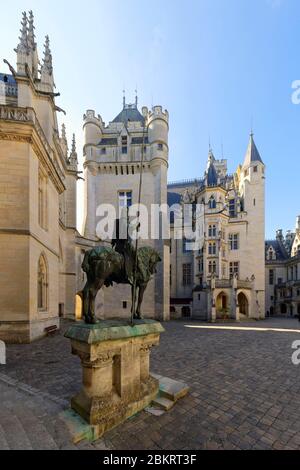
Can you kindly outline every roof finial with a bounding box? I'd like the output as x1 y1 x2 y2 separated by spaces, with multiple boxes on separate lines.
250 116 254 137
123 89 126 108
135 86 138 108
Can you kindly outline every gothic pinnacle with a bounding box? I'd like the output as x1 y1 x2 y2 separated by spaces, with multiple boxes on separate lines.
61 123 67 141
27 10 36 50
42 35 53 75
15 11 29 54
71 134 77 154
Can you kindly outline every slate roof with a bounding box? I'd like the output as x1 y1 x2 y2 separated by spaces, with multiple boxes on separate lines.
265 240 289 261
243 134 263 166
99 137 118 146
0 73 16 85
112 105 144 124
206 161 218 186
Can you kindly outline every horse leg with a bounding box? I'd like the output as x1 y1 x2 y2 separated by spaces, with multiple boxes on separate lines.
131 284 136 319
82 282 90 323
89 279 104 324
135 284 146 320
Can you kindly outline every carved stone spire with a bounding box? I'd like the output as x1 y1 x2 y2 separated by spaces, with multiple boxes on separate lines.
40 35 55 89
16 12 29 53
14 12 29 75
27 10 39 79
27 11 35 49
68 133 78 169
60 123 68 157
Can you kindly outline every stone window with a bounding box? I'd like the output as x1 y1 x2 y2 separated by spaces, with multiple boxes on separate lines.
183 238 193 253
269 269 274 285
208 224 217 237
101 147 106 154
229 261 239 279
229 233 239 250
182 263 192 286
121 135 127 154
38 167 48 230
38 254 48 311
118 191 132 208
253 166 258 172
229 199 236 217
208 260 217 274
208 196 216 209
157 143 163 151
208 242 217 255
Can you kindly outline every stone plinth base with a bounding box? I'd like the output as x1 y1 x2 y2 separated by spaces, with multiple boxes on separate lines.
65 319 164 438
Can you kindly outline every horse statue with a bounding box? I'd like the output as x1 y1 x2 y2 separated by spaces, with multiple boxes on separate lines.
81 242 161 324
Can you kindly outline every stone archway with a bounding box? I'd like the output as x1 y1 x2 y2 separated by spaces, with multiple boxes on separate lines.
75 293 83 320
238 292 249 317
216 291 228 319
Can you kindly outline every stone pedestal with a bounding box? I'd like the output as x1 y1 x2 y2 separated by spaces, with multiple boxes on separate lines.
64 319 164 438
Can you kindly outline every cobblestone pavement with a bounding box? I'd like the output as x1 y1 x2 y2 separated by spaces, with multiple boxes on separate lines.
2 317 300 449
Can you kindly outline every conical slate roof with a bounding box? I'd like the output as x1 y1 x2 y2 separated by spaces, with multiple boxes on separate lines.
243 133 263 167
206 160 218 186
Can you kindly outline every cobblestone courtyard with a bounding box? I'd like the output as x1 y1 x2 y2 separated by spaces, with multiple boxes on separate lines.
1 318 300 450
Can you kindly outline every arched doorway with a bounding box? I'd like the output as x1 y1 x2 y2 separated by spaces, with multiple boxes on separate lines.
182 306 191 318
238 292 249 317
75 293 83 320
280 303 287 315
216 292 228 318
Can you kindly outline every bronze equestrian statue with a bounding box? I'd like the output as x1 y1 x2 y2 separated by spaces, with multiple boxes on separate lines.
81 239 161 324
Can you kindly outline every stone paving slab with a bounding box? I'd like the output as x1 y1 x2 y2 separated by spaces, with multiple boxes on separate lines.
1 317 300 449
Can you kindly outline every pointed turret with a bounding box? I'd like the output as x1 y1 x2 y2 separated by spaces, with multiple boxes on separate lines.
206 159 218 186
243 133 263 168
27 10 39 79
40 35 55 90
15 12 29 75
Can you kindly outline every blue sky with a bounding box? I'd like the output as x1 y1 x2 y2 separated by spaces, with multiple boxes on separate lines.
0 0 299 237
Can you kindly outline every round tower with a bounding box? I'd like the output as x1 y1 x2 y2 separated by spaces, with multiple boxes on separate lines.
83 110 103 154
147 106 169 164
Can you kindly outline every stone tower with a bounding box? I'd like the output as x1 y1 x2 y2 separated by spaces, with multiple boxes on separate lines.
82 97 170 320
0 12 78 342
239 133 266 317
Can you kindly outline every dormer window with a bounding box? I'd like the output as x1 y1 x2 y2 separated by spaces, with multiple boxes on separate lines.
253 166 258 172
267 246 276 261
121 136 127 154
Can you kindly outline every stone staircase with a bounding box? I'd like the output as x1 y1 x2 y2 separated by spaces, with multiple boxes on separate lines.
151 374 189 411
